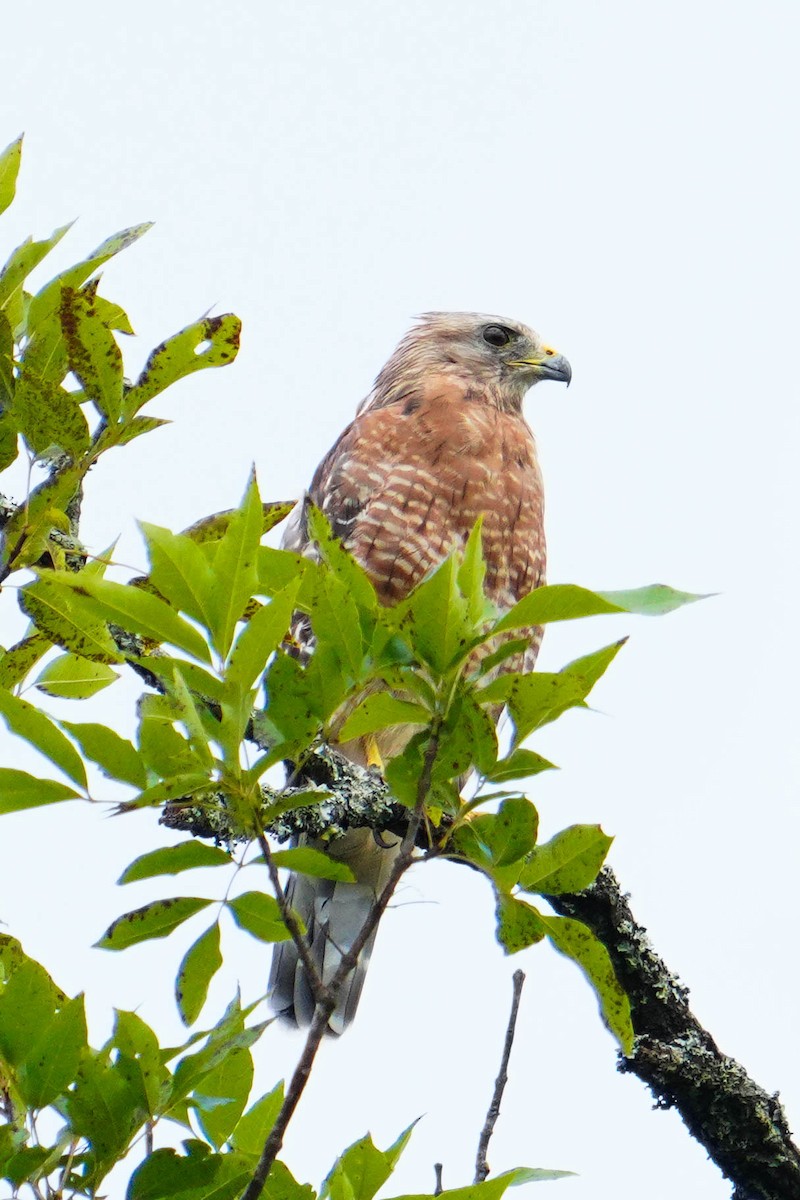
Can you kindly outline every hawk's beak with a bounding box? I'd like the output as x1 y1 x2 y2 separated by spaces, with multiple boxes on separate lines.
510 348 572 386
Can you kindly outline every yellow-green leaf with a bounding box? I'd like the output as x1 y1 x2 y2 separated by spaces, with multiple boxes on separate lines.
35 653 119 699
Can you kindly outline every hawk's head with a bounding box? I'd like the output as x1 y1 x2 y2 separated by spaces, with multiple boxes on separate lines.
365 312 571 414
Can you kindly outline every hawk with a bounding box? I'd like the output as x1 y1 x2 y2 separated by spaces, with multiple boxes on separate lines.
269 312 571 1034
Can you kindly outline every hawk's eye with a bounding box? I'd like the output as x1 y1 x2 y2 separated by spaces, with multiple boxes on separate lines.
482 325 513 348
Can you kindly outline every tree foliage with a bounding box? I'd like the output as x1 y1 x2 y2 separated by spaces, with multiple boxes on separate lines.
0 136 701 1199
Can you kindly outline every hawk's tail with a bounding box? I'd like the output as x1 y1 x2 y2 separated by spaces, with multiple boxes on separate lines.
268 829 399 1036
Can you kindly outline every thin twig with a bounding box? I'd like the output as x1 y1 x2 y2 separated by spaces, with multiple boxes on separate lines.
256 829 326 1003
240 732 440 1200
474 969 526 1185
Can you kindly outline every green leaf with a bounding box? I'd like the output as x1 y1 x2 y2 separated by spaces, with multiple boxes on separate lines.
10 374 90 458
193 1043 254 1148
96 898 213 951
226 576 302 689
307 505 378 613
141 520 216 628
114 1009 170 1117
18 993 87 1108
338 693 430 743
120 842 231 884
176 924 223 1027
138 693 210 780
124 772 212 810
519 825 613 895
39 570 212 662
65 1047 144 1171
479 672 585 747
389 1168 575 1200
1 463 84 574
0 686 86 787
0 631 52 689
115 413 172 447
35 652 119 698
0 768 79 813
257 545 309 595
560 638 627 693
93 294 135 335
205 475 263 657
169 995 268 1106
230 1080 284 1155
59 285 123 419
27 223 153 330
596 584 709 616
270 846 356 882
21 576 122 662
0 223 73 313
0 135 23 216
126 1145 255 1200
433 689 497 780
140 654 225 704
124 313 242 414
457 518 496 627
0 956 65 1067
227 892 291 942
61 720 146 787
323 1126 416 1200
0 412 17 471
538 912 633 1054
471 797 539 868
495 895 547 953
495 581 707 635
396 555 472 673
485 748 556 783
259 651 321 759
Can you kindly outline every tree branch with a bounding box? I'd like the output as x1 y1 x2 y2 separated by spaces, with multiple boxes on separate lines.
474 969 526 1184
548 869 800 1200
240 732 439 1200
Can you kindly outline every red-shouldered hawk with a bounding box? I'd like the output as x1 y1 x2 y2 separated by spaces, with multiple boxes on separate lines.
269 313 571 1033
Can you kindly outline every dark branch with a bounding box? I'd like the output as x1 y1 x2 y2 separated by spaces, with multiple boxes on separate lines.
548 869 800 1200
240 732 440 1200
474 969 526 1185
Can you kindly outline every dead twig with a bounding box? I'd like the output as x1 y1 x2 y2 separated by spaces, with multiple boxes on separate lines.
474 969 526 1184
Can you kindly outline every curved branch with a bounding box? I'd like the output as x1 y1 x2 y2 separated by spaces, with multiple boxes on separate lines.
549 869 800 1200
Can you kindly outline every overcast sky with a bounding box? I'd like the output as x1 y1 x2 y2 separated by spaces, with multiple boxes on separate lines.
2 2 799 1197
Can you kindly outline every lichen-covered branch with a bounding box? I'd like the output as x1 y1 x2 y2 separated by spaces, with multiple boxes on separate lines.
549 869 800 1200
161 744 411 845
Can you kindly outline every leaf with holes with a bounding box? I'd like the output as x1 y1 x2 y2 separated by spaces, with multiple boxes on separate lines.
124 313 242 415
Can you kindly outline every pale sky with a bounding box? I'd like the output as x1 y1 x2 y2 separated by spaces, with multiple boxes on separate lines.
2 3 799 1198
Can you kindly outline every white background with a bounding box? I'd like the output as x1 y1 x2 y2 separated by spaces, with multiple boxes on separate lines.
1 2 799 1198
